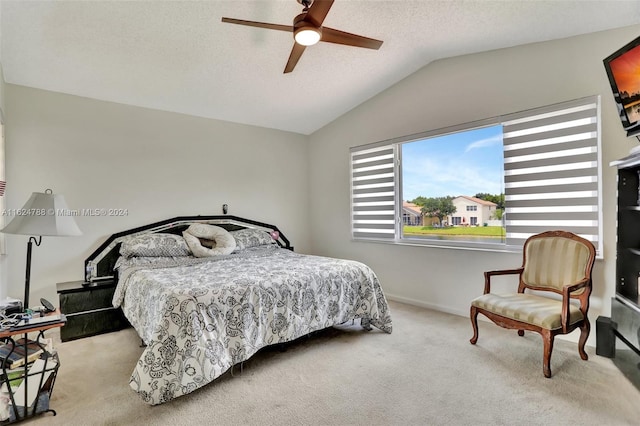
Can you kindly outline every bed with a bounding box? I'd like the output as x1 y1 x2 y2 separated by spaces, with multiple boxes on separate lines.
84 215 392 405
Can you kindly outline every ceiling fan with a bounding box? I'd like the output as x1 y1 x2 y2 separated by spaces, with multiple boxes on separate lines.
221 0 383 74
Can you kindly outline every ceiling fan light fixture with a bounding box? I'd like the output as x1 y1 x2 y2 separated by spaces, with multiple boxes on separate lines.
294 25 321 46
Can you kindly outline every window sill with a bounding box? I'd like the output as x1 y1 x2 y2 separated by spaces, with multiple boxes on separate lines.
352 237 603 260
353 237 522 254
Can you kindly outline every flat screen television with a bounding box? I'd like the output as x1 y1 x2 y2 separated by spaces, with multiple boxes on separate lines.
604 35 640 138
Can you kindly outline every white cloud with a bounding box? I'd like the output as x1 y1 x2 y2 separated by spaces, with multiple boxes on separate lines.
464 135 502 153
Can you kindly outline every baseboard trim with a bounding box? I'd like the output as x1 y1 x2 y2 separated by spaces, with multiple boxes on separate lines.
385 293 467 318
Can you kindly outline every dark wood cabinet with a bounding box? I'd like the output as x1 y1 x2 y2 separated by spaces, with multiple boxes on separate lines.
616 165 640 305
56 280 129 342
598 153 640 388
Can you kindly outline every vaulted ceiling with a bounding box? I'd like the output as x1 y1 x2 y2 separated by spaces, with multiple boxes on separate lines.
2 1 639 135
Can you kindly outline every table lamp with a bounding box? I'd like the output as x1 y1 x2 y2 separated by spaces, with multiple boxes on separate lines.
1 189 82 309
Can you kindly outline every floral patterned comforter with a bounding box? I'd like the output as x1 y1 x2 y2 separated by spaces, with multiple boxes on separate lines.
113 247 392 405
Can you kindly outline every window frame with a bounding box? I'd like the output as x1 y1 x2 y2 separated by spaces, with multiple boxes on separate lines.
350 95 602 257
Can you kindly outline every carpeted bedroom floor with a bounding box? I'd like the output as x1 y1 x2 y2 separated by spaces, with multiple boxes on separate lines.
25 301 640 425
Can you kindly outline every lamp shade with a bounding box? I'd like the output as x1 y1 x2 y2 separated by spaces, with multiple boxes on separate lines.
2 190 82 237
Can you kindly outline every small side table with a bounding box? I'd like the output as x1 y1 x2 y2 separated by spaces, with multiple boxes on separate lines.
56 279 129 342
0 312 65 423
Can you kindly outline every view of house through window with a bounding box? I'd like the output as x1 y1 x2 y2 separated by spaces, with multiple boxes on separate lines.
351 95 602 255
401 125 506 244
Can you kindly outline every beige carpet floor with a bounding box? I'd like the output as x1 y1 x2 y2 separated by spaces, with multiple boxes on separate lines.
23 301 640 425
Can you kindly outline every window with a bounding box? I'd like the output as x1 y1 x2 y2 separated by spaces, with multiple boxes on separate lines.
402 125 504 244
350 96 602 255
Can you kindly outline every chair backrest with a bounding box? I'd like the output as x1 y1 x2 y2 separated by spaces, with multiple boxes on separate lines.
521 230 596 295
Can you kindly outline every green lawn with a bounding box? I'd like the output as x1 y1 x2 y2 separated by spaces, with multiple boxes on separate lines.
404 225 505 237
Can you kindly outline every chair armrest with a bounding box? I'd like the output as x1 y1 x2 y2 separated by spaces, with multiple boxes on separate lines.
483 267 524 294
560 278 591 332
563 279 589 294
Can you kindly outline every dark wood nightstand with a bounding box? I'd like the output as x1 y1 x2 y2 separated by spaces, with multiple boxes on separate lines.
56 279 129 342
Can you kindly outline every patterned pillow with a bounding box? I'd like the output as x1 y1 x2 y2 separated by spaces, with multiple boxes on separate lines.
115 256 189 270
120 233 191 258
230 228 276 251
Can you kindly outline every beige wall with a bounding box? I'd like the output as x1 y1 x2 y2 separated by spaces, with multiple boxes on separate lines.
2 85 310 305
308 25 640 346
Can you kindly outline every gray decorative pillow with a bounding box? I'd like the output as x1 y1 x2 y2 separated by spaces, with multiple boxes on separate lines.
230 228 276 251
120 233 191 258
115 256 189 270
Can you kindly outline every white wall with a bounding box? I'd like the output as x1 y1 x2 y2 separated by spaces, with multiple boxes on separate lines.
308 25 640 345
2 85 309 305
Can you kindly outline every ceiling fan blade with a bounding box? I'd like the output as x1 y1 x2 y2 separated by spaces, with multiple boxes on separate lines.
284 43 307 74
221 17 292 32
306 0 334 27
320 27 383 50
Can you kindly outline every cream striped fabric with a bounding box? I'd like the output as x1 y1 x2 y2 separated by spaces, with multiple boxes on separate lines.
522 236 591 293
471 293 583 329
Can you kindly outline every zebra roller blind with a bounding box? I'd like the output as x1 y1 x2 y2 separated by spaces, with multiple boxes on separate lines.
503 96 601 252
350 144 397 240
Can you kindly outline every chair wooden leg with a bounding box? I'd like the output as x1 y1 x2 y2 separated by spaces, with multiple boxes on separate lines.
542 329 554 378
470 306 479 344
578 319 590 361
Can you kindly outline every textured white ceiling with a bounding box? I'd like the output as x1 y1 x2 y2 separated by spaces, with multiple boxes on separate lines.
2 0 640 135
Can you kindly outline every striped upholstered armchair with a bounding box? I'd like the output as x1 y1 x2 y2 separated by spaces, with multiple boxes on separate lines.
469 230 596 378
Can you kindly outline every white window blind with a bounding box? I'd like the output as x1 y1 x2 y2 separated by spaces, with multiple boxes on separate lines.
350 144 397 240
503 96 601 253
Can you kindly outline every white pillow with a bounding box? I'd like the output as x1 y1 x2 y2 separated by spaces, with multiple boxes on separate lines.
182 224 236 257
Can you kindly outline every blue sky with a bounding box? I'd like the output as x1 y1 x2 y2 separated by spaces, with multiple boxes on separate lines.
402 125 504 201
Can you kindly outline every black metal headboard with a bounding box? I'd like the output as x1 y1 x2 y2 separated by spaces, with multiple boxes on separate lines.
84 215 292 282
